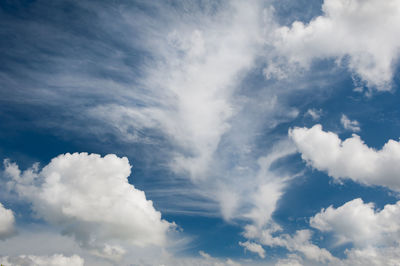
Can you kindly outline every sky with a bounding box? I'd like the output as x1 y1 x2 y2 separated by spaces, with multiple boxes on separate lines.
1 0 400 265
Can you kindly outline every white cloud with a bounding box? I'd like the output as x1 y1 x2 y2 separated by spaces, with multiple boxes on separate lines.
0 0 304 239
290 124 400 191
0 226 179 266
273 0 400 90
91 0 264 180
311 198 400 247
6 2 396 264
263 62 289 80
245 225 335 263
0 202 15 239
340 114 360 132
0 254 84 266
199 250 212 259
237 141 325 262
310 198 400 266
269 229 334 263
3 153 172 257
339 246 400 266
275 254 304 266
239 241 266 258
241 140 297 228
305 109 322 121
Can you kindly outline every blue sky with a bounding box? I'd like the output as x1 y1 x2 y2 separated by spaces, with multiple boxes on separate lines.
1 0 400 265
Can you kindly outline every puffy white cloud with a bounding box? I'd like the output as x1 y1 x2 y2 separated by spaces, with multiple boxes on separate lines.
310 198 400 266
239 241 266 258
290 124 400 191
311 198 400 247
273 0 400 90
4 153 172 256
0 254 84 266
0 202 15 239
341 114 360 132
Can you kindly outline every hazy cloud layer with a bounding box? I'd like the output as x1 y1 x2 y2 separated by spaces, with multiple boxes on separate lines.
0 254 84 266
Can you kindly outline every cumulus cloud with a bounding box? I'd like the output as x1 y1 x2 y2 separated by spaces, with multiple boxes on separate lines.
311 198 400 247
3 153 172 257
310 198 400 266
290 124 400 191
0 254 84 266
0 202 15 239
241 196 400 266
340 114 360 132
273 0 400 90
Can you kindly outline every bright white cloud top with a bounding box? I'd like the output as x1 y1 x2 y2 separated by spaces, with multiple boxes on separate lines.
4 153 172 258
0 203 15 239
290 124 400 191
311 198 400 266
274 0 400 90
311 198 400 247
